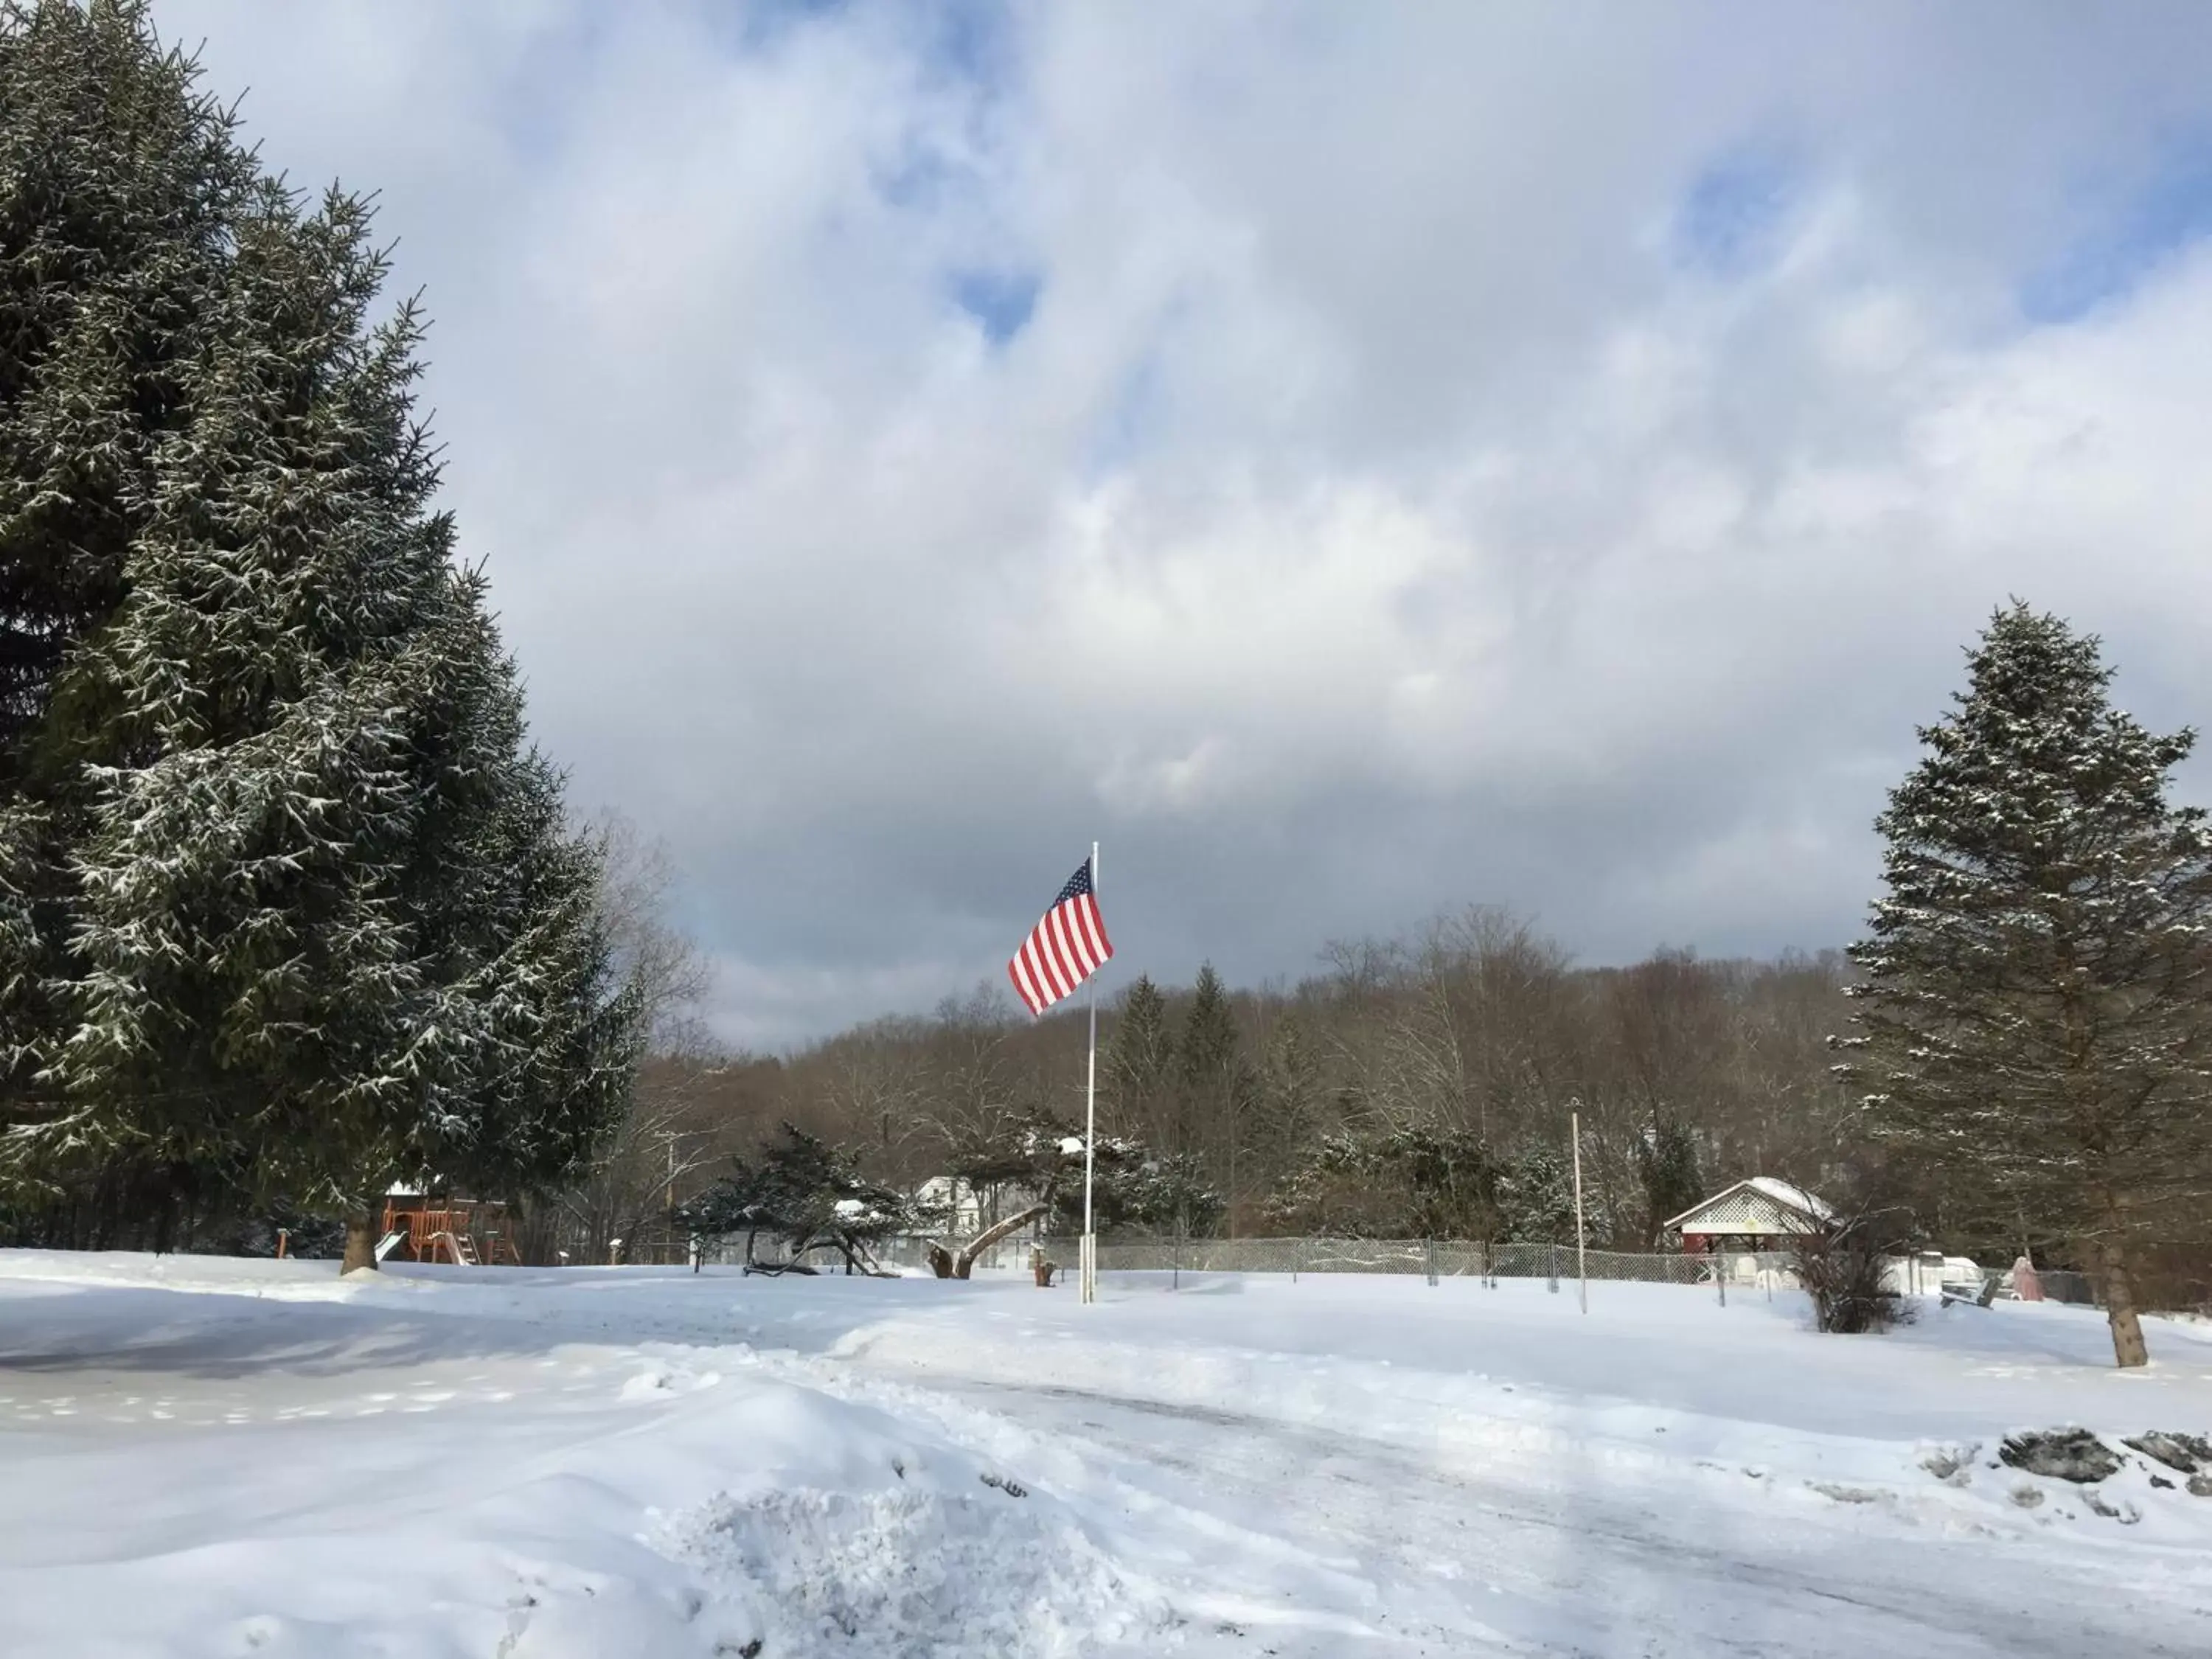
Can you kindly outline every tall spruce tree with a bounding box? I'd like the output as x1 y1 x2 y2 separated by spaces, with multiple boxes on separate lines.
1180 962 1253 1231
1104 973 1173 1131
1837 603 2212 1367
0 1 641 1263
1635 1118 1703 1247
1251 1011 1324 1192
2 0 257 1141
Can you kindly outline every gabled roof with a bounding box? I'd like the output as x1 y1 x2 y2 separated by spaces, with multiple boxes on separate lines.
1663 1176 1834 1234
1743 1177 1832 1220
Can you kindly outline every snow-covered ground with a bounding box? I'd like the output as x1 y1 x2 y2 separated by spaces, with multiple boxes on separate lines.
3 1252 2209 1657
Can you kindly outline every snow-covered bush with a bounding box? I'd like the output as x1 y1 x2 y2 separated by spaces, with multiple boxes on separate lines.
679 1124 908 1274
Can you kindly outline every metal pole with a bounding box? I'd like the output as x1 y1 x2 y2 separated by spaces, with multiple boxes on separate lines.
1572 1110 1587 1315
1082 841 1100 1306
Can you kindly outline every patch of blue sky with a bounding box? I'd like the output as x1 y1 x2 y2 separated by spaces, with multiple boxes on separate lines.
467 13 616 164
948 267 1041 347
1082 346 1168 480
873 140 965 213
914 0 1018 93
711 0 849 58
2019 135 2212 324
1672 143 1801 279
712 0 1015 88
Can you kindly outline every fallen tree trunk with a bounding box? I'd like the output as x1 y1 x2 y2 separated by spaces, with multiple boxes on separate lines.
742 1230 901 1279
929 1203 1048 1279
742 1259 818 1276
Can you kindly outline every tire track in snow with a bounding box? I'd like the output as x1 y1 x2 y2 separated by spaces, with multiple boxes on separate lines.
844 1371 2208 1659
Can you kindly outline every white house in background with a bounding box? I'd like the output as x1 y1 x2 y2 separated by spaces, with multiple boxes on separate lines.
909 1176 1046 1237
912 1176 987 1235
1664 1177 1834 1252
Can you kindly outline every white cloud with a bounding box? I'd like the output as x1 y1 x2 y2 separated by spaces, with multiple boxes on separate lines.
153 0 2212 1043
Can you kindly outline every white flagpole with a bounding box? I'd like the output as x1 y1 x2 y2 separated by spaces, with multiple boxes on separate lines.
1082 841 1100 1304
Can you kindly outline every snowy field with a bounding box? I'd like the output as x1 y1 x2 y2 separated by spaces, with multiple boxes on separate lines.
2 1253 2210 1658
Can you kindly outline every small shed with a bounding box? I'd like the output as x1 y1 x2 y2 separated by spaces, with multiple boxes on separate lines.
1664 1178 1832 1253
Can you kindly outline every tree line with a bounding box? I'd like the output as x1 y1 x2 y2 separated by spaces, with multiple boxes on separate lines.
636 933 1853 1259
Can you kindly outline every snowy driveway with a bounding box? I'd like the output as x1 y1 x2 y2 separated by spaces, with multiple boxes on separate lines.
902 1374 2192 1657
3 1253 2209 1657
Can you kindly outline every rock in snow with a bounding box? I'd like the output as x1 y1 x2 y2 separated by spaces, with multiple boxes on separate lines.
2123 1430 2212 1474
1999 1428 2123 1483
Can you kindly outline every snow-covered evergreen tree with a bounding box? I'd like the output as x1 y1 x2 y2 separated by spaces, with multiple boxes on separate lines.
1179 961 1257 1226
679 1125 907 1275
1836 602 2212 1367
0 1 640 1261
1247 1011 1325 1195
939 1105 1209 1242
1633 1118 1703 1246
1265 1124 1503 1239
1104 973 1173 1125
1 0 258 1150
0 816 34 1088
1499 1140 1576 1244
1179 963 1240 1088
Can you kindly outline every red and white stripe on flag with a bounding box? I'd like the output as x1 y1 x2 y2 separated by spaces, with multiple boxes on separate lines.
1007 855 1113 1016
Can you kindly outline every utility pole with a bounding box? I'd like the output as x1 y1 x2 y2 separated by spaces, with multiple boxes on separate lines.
661 1130 679 1265
1572 1108 1587 1315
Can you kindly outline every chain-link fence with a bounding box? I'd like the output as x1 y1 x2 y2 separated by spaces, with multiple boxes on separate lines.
1034 1236 1786 1288
696 1228 2118 1307
1023 1237 2112 1305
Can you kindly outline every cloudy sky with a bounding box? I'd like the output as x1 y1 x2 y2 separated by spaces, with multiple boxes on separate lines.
159 1 2212 1047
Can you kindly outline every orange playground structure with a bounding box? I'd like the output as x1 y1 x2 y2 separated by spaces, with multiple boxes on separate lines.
377 1191 524 1267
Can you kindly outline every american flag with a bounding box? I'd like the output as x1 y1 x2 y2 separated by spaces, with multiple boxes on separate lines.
1007 855 1113 1016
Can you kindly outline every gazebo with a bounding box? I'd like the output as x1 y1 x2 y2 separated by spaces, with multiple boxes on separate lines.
1664 1178 1832 1253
